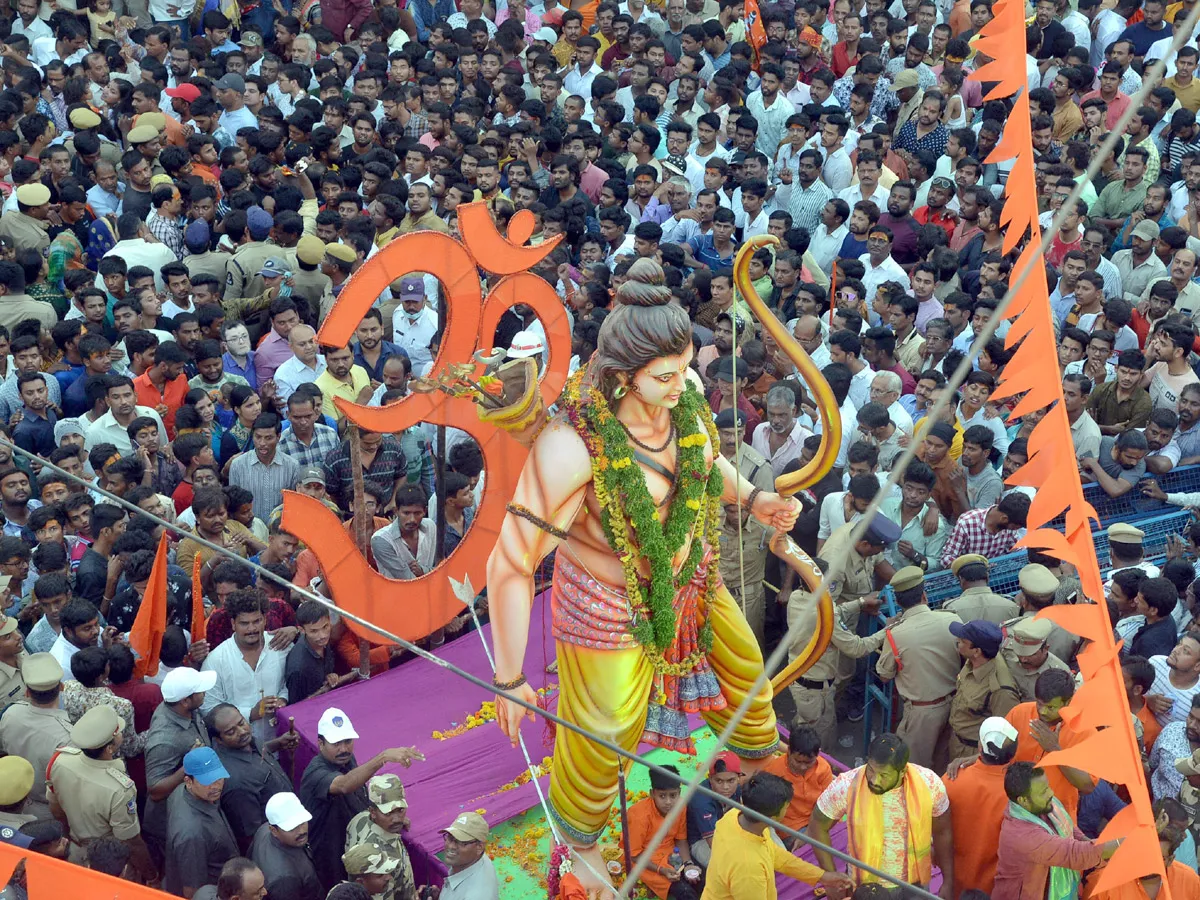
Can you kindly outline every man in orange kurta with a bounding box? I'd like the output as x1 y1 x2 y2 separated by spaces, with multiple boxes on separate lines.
1083 826 1200 900
943 716 1018 898
627 765 692 899
761 726 835 836
1006 670 1098 824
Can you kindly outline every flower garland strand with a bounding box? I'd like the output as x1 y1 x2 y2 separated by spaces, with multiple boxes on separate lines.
560 371 724 663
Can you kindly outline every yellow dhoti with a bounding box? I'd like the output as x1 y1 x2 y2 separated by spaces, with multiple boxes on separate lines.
547 552 779 844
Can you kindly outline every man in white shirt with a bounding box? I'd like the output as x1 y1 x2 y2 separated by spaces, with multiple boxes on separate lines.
83 377 167 453
563 37 604 99
371 487 438 581
859 225 911 312
12 0 51 41
200 589 289 748
810 198 850 274
273 325 326 404
392 279 439 375
100 216 177 291
48 598 103 682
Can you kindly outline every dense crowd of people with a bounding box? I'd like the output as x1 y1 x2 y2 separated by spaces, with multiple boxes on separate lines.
0 0 1200 895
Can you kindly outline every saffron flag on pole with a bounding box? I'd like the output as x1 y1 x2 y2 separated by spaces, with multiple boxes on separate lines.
744 0 767 65
191 551 206 642
129 531 169 679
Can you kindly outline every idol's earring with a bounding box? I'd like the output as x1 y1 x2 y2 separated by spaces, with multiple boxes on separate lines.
613 384 628 399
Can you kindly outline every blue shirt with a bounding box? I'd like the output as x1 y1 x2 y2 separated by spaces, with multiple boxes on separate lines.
223 350 258 390
13 408 57 457
54 363 85 394
352 340 408 383
1076 779 1127 839
686 778 740 845
839 234 868 260
687 234 739 273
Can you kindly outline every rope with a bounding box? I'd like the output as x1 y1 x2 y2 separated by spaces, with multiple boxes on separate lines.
2 439 937 897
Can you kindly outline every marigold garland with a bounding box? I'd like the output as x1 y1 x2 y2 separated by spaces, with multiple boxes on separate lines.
560 370 724 662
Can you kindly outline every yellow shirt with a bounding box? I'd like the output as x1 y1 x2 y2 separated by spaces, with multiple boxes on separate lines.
315 365 372 420
701 809 824 900
914 414 965 460
1166 75 1200 113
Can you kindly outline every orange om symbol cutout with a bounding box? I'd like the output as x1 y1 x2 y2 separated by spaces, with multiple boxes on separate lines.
280 202 572 643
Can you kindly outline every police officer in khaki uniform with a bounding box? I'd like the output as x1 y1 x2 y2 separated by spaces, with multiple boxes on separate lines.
942 554 1018 624
1005 563 1082 665
289 235 335 327
717 408 777 649
0 608 26 710
226 207 279 303
1002 616 1072 702
822 515 900 656
345 775 418 900
48 705 159 885
0 756 35 830
783 516 900 743
0 653 72 818
946 620 1022 761
872 566 964 769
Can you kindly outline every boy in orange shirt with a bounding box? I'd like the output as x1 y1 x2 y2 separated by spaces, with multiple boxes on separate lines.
1124 655 1163 751
627 764 694 899
762 725 835 843
1005 669 1097 824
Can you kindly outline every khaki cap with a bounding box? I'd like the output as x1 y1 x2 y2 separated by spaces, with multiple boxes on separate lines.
441 811 489 842
1008 616 1052 657
127 124 159 144
16 183 51 207
137 111 167 131
890 566 925 592
1108 522 1145 544
296 234 326 266
70 704 121 750
325 242 357 263
951 554 988 576
0 612 16 638
69 108 102 129
1177 748 1200 777
1018 563 1059 596
20 652 63 691
0 756 33 805
368 774 407 813
343 842 400 876
893 68 920 90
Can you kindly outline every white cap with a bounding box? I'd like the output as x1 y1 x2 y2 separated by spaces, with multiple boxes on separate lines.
161 667 218 703
317 707 359 742
507 329 546 359
979 716 1019 754
265 792 312 831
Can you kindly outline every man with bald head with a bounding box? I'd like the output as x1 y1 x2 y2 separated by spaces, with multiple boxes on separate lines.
793 315 830 369
871 371 915 435
1141 248 1200 321
273 325 326 404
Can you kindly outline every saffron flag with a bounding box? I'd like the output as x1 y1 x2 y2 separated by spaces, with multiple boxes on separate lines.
969 0 1163 892
191 551 206 642
744 0 767 61
129 531 169 679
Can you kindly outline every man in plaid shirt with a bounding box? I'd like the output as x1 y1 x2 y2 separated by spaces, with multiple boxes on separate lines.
940 494 1031 570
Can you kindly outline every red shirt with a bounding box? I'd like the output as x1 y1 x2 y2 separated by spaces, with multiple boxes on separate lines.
913 205 957 241
1047 231 1083 271
831 42 861 78
133 371 189 438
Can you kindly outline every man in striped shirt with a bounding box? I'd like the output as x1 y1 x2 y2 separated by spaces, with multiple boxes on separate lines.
1146 635 1200 726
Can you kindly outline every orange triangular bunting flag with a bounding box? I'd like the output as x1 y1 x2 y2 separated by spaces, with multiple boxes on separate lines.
129 531 170 678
